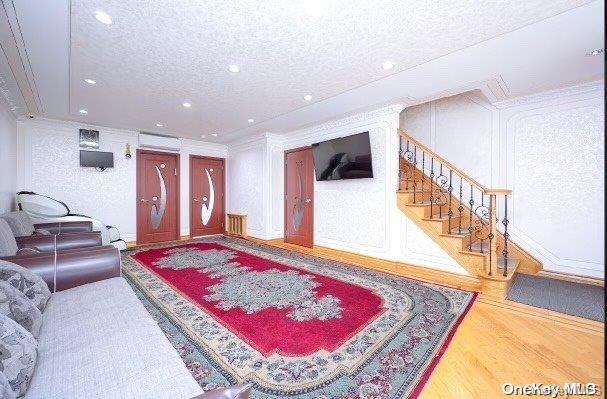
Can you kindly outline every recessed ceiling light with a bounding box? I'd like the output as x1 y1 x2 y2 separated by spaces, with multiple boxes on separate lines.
586 48 604 56
183 102 192 108
247 119 254 123
382 60 395 70
211 133 218 137
228 65 240 73
84 79 96 85
201 135 207 139
156 123 163 127
79 109 88 114
94 10 112 25
303 94 313 101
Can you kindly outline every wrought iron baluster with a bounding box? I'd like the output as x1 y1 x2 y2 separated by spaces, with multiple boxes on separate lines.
413 146 417 203
468 186 474 251
429 158 434 218
398 136 403 189
405 140 410 190
421 152 425 201
502 195 510 277
447 170 453 231
458 177 463 234
479 194 485 253
439 164 443 218
488 195 494 276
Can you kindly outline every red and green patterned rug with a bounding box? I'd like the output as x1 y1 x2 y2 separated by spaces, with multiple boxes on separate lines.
122 237 476 398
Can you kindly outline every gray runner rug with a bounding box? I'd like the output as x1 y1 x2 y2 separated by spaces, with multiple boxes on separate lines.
507 274 604 322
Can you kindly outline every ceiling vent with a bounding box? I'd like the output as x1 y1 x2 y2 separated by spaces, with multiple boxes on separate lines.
138 132 181 152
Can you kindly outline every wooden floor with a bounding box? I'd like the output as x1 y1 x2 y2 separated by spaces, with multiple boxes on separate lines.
252 238 605 398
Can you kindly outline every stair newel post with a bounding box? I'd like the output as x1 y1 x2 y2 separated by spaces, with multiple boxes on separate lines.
468 185 474 251
502 195 510 277
429 158 435 218
412 145 417 204
458 176 463 234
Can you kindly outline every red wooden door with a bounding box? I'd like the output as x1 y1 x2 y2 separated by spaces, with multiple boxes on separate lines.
284 147 314 247
190 156 225 237
137 150 180 244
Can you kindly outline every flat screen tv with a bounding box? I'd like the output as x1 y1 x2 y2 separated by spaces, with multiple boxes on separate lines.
312 132 373 181
80 150 114 169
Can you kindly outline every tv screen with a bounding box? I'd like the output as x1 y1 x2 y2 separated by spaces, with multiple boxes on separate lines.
80 150 114 168
312 132 373 181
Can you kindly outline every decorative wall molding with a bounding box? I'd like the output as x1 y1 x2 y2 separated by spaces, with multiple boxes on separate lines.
493 80 604 109
402 79 605 278
17 117 228 242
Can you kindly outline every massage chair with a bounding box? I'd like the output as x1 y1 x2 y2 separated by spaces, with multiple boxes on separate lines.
16 191 127 250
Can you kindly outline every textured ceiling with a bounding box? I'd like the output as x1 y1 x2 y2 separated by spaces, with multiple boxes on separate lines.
65 0 595 140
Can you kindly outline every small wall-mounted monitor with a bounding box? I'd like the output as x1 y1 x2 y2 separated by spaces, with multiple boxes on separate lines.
80 150 114 168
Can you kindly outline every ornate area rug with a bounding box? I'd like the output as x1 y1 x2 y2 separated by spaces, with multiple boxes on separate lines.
122 237 476 398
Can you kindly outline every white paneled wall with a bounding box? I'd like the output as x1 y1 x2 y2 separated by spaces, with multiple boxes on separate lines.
0 98 17 213
17 118 227 242
227 106 467 275
400 81 605 277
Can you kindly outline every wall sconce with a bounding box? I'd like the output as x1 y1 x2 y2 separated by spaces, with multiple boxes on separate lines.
125 143 132 159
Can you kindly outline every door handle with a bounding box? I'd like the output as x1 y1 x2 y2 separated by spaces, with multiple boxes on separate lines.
140 198 149 203
193 198 199 202
306 199 312 204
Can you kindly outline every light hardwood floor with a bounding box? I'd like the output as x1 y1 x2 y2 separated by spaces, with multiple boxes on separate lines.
251 238 605 398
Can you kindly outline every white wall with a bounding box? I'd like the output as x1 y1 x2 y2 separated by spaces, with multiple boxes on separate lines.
17 118 227 242
227 105 468 275
0 97 17 213
227 133 284 240
400 81 605 277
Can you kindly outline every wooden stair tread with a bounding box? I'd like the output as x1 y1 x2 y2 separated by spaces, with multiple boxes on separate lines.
445 227 470 236
449 226 473 235
397 189 432 194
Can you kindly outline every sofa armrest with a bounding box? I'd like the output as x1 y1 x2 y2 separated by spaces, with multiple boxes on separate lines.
34 221 93 234
192 384 252 399
1 245 121 291
15 231 102 252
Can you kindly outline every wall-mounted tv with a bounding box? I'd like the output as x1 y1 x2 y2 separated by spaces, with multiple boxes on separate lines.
80 150 114 169
312 132 373 181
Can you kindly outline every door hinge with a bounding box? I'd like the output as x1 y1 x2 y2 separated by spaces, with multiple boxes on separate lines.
174 168 177 176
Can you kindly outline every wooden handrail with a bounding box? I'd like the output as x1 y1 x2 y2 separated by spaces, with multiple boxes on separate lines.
398 128 512 195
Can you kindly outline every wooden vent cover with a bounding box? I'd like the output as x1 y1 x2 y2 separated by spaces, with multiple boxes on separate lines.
226 214 247 238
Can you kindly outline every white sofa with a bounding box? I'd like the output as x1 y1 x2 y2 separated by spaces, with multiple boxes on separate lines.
25 277 204 399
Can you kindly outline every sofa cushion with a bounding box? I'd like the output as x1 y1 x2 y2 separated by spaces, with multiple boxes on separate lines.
25 277 203 399
0 220 18 257
0 282 42 338
0 371 16 399
0 314 37 397
0 212 34 238
0 260 51 312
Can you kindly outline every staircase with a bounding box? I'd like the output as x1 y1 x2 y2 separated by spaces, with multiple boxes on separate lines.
397 129 542 297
